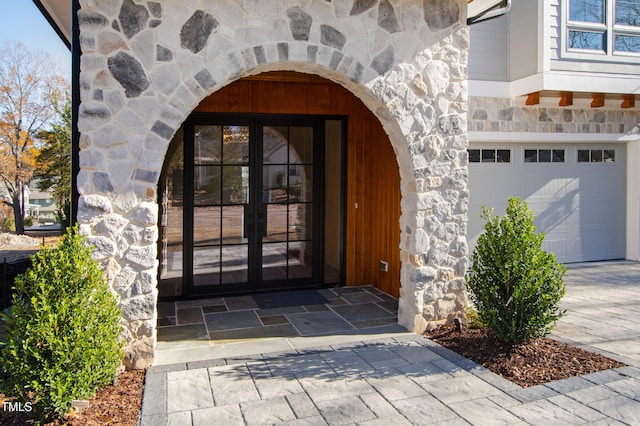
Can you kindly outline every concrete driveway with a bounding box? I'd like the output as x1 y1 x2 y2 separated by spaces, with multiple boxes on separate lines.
553 261 640 367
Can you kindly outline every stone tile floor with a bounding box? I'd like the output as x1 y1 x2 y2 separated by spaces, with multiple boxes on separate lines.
142 263 640 425
155 286 402 366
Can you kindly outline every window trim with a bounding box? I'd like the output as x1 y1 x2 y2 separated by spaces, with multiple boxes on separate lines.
562 0 640 61
577 148 617 163
467 148 512 164
523 148 566 164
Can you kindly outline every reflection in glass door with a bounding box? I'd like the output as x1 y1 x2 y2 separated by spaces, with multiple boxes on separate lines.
171 115 332 296
159 114 345 298
261 126 315 283
191 125 250 288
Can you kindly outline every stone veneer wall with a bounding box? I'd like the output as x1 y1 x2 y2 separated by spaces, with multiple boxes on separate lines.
470 97 640 134
76 0 470 368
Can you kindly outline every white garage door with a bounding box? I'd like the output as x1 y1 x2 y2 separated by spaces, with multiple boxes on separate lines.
468 144 626 263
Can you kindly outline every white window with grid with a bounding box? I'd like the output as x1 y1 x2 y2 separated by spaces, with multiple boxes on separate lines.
564 0 640 59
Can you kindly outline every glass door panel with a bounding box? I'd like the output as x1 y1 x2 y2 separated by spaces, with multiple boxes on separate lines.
265 204 287 242
222 166 249 204
288 203 312 240
179 115 332 297
220 245 249 284
221 205 247 244
324 120 343 284
193 206 221 246
194 166 221 204
159 129 185 298
289 164 313 202
262 165 289 203
288 241 313 279
260 125 317 284
261 242 288 281
289 127 314 163
194 126 221 163
223 125 250 163
193 245 221 286
192 124 250 289
263 126 288 164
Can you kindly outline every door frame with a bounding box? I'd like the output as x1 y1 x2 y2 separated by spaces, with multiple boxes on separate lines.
175 112 347 297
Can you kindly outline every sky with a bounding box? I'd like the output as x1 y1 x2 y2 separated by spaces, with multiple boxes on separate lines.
0 1 71 78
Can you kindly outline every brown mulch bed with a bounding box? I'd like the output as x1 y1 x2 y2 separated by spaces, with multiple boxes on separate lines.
0 369 145 425
425 324 626 387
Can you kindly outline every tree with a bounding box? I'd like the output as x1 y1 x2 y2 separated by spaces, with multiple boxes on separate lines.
35 94 71 230
0 41 67 234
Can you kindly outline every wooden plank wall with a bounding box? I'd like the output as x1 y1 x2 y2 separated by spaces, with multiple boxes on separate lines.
194 72 402 296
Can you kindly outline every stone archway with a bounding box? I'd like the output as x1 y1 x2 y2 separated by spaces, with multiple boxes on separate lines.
76 0 470 368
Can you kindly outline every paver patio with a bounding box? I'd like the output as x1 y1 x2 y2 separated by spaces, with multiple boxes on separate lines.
140 262 640 425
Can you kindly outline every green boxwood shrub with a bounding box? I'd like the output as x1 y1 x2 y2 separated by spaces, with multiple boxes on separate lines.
0 227 124 419
466 197 566 343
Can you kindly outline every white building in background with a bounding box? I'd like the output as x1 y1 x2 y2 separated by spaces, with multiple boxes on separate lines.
27 183 58 225
0 181 58 226
467 0 640 263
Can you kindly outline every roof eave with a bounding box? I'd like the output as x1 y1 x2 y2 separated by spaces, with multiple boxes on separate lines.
467 0 511 25
32 0 71 50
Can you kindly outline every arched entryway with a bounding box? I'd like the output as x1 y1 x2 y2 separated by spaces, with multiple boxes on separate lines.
75 0 470 368
157 72 401 301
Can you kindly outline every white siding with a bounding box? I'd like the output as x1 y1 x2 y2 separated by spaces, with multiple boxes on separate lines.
468 14 509 81
509 0 540 80
549 0 561 63
549 0 640 75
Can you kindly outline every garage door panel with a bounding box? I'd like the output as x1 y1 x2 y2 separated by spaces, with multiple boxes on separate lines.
571 233 625 262
579 205 624 226
468 143 626 263
534 205 578 231
523 177 580 198
542 239 568 260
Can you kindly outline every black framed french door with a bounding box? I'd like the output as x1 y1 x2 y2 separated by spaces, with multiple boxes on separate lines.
183 114 326 295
